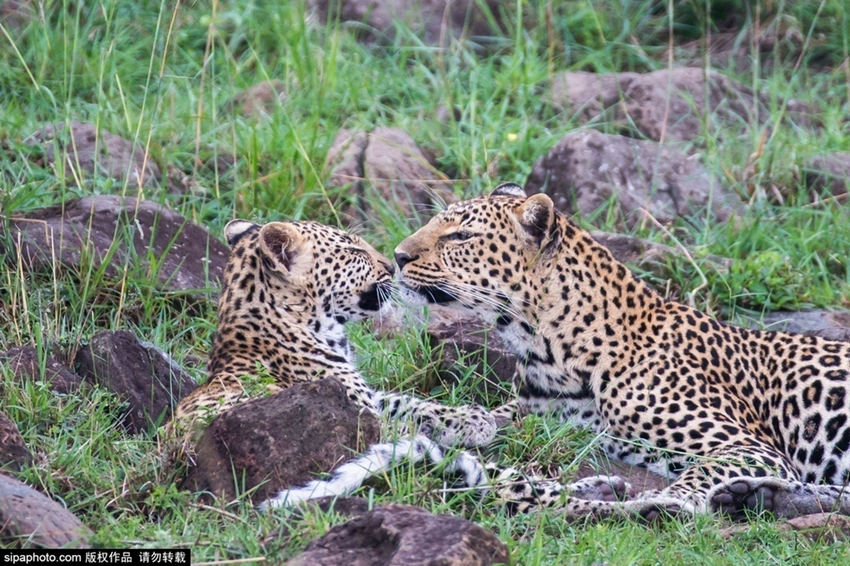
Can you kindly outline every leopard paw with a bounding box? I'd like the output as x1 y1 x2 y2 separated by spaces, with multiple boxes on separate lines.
710 478 778 520
570 475 631 502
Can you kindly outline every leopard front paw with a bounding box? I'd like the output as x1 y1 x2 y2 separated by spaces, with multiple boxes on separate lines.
421 406 497 448
570 475 631 502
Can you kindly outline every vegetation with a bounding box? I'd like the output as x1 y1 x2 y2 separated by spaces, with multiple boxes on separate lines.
1 0 849 563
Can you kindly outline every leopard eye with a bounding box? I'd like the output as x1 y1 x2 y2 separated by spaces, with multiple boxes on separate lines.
445 231 473 242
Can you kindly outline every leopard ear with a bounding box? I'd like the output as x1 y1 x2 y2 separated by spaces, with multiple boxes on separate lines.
491 182 527 198
259 222 305 272
515 193 555 246
224 220 259 247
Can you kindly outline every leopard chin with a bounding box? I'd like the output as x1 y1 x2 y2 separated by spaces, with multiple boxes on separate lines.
399 283 458 305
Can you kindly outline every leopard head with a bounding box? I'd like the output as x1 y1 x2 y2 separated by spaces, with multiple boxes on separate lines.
393 183 558 325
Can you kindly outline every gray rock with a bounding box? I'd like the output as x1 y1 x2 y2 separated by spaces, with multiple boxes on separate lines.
0 346 83 394
548 71 639 122
288 504 509 566
804 153 850 198
227 80 287 118
26 121 162 188
74 330 197 433
308 0 504 44
618 68 812 143
525 129 743 229
0 413 31 471
739 310 850 343
5 195 229 292
326 127 456 228
182 378 380 504
0 0 34 29
0 473 91 548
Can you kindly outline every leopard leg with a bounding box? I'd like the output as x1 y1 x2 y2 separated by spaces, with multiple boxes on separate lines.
257 435 487 510
377 391 497 448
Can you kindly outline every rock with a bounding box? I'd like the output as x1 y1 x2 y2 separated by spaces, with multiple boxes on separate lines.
617 68 812 143
0 346 83 394
720 512 850 542
426 308 518 397
525 129 743 229
326 127 456 227
0 413 31 471
74 330 197 434
803 153 850 199
182 378 380 503
25 121 162 188
0 473 91 548
739 310 850 343
227 80 287 118
548 71 639 122
591 231 731 282
308 0 504 44
5 195 229 292
0 0 34 29
288 504 509 566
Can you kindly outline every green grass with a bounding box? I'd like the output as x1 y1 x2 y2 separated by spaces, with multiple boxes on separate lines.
1 0 850 562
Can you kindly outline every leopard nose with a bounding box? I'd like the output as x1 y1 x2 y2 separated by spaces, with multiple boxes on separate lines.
394 251 417 270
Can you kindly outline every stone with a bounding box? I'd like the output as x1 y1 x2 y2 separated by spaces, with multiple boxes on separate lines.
525 129 743 229
0 0 34 29
5 195 229 292
803 153 850 199
182 378 380 504
0 472 91 548
548 71 639 122
288 504 509 566
0 346 83 394
74 330 197 434
0 412 31 471
326 127 456 228
227 80 287 118
25 121 162 188
307 0 504 45
739 310 850 343
617 68 812 143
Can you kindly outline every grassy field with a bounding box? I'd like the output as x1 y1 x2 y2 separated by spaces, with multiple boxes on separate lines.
2 0 850 563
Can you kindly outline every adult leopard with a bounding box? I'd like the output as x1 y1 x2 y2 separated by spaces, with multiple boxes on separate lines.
393 183 850 522
164 219 493 507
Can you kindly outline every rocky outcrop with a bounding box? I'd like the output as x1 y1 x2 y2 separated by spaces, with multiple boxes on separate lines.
288 504 509 565
525 129 742 229
182 378 380 503
5 195 229 292
74 330 197 433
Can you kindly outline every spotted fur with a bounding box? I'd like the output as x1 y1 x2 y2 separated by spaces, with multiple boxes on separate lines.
163 220 495 506
394 184 850 522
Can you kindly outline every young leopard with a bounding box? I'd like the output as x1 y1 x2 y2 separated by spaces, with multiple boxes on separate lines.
164 219 494 507
393 183 850 522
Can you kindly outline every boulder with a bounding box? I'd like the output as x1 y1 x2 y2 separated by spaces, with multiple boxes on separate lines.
548 71 639 122
308 0 505 44
0 473 91 548
5 195 229 292
740 310 850 343
0 0 34 29
25 121 162 188
0 413 31 471
803 153 850 199
619 68 813 143
227 80 287 118
288 504 509 566
0 346 83 394
525 129 743 229
182 378 380 503
74 330 197 433
326 127 456 227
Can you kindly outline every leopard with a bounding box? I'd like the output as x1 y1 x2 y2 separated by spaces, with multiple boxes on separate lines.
163 219 495 507
392 182 850 522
